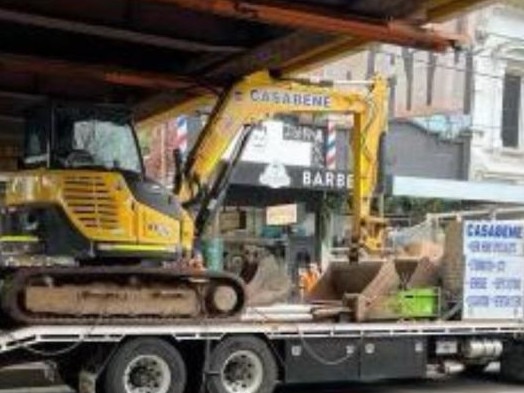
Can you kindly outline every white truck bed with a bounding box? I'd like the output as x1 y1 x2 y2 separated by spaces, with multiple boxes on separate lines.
1 319 522 355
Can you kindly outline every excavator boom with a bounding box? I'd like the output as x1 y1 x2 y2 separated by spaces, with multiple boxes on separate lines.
176 71 388 258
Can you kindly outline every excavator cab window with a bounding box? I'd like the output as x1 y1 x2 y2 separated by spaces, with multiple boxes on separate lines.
23 106 50 169
52 106 143 174
22 102 144 175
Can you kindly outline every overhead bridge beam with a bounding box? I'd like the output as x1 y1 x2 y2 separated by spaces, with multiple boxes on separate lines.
0 8 243 53
0 52 212 92
155 0 461 51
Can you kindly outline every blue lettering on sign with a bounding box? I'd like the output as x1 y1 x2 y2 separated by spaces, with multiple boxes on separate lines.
466 296 490 307
493 296 522 308
493 278 522 290
468 259 495 272
481 241 492 253
466 223 523 239
469 277 488 289
250 89 331 108
467 241 518 255
494 242 517 254
468 241 480 253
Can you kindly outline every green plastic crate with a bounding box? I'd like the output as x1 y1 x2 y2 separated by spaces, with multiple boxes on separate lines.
394 288 439 318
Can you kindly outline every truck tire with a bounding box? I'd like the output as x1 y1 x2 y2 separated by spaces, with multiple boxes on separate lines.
103 338 187 393
501 341 524 382
207 336 277 393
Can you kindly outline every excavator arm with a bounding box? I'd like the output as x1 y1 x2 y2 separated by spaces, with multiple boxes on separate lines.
174 71 388 260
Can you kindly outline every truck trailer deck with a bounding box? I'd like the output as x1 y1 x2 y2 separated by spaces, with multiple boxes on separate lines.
0 309 522 393
1 319 522 349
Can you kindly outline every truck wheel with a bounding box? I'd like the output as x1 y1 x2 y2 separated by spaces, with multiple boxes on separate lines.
104 338 187 393
207 336 277 393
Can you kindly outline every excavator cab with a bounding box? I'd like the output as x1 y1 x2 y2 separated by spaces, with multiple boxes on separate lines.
23 103 143 174
2 101 190 263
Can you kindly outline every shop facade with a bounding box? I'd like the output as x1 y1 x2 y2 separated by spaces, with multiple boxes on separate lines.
219 163 351 282
214 118 351 284
136 111 469 274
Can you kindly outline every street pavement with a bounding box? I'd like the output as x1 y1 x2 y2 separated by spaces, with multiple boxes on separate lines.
0 366 521 393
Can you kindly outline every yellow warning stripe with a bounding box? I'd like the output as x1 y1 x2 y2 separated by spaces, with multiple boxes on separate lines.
0 235 40 243
97 243 176 252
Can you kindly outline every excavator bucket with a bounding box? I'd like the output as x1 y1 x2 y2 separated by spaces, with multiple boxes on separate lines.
306 260 397 301
306 260 400 321
243 254 292 306
394 241 443 288
304 241 444 321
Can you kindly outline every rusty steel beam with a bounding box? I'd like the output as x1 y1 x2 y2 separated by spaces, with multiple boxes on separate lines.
0 8 243 53
281 0 489 74
154 0 460 51
0 52 211 92
282 0 491 75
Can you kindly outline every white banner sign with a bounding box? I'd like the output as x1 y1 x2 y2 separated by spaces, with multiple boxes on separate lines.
223 120 318 166
462 221 524 320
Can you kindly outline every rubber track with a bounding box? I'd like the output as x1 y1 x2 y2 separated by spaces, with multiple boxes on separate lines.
2 266 246 326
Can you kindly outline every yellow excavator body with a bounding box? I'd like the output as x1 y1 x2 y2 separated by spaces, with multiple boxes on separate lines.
4 169 190 255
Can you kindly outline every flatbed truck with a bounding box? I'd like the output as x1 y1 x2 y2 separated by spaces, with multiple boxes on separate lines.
1 73 523 393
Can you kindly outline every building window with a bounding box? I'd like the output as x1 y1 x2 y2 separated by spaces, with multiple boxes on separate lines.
501 72 522 148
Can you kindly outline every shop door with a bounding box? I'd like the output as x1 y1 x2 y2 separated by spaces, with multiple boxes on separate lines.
287 236 316 301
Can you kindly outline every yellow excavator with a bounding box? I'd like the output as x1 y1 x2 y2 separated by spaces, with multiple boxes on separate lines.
0 70 387 325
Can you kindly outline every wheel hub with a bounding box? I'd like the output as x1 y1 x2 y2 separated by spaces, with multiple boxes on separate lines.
124 355 171 393
129 366 150 386
221 350 263 393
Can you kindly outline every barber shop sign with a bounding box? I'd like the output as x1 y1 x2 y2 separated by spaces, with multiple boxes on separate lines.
232 162 352 191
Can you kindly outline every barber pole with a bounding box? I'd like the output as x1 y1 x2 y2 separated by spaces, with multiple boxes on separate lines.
161 115 189 186
168 115 189 156
326 119 336 169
